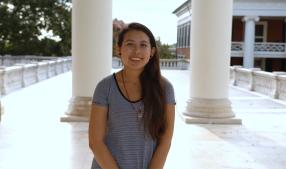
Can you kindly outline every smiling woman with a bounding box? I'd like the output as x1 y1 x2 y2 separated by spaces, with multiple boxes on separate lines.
88 22 176 169
118 29 155 71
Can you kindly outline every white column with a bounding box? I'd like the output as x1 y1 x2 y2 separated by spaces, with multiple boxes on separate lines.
181 26 184 48
179 26 182 48
61 0 112 122
242 16 259 68
182 0 241 124
177 27 180 48
284 19 286 44
183 25 187 48
187 23 190 47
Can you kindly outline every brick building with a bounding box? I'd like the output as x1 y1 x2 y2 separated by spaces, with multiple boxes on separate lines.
173 0 286 71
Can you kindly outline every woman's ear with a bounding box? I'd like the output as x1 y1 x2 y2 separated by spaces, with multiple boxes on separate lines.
151 47 156 57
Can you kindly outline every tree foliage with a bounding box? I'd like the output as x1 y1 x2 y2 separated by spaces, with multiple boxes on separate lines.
0 0 71 56
156 39 175 59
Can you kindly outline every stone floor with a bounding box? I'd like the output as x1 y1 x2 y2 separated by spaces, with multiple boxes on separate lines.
0 70 286 169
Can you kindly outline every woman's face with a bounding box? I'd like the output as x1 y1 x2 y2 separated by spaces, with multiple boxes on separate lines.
118 30 155 71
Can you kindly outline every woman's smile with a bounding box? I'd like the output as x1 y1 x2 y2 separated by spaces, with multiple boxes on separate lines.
130 57 142 61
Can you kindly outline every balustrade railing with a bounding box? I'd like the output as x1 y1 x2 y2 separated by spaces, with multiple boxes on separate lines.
0 57 72 96
231 66 286 101
254 42 286 53
231 42 286 56
3 55 286 103
0 55 60 67
231 42 243 51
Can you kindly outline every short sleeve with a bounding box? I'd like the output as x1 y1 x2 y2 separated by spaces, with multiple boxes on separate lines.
92 77 111 107
164 79 176 105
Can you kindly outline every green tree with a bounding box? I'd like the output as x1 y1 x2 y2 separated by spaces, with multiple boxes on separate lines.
156 38 175 59
0 0 71 56
113 26 121 57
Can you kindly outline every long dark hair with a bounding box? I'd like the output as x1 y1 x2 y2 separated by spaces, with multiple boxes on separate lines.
117 23 166 141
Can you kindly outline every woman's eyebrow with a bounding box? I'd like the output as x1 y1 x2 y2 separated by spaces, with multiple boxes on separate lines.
140 40 149 43
123 39 135 43
123 39 149 44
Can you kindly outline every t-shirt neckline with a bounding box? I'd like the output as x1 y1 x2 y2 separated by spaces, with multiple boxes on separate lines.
113 73 143 103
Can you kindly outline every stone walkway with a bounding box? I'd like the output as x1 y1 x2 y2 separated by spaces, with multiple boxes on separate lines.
0 70 286 169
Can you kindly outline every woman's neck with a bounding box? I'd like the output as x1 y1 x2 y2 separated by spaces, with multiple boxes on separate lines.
122 68 142 84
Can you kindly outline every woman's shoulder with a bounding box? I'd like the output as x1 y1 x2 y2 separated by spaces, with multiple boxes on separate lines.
92 74 115 103
97 74 115 85
161 75 176 104
161 76 173 88
94 74 116 94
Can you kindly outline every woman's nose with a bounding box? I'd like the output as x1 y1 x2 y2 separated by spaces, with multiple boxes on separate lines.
134 45 140 54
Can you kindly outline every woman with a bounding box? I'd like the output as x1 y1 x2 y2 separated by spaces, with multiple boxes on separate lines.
89 22 176 169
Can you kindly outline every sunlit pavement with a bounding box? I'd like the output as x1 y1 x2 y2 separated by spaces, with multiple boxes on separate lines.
0 70 286 169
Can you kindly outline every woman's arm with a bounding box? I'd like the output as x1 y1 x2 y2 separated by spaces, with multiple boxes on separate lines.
88 104 119 169
148 104 175 169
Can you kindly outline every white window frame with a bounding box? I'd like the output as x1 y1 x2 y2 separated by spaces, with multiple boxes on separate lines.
255 21 267 42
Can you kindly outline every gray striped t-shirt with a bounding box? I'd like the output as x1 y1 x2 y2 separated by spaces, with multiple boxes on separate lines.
91 73 175 169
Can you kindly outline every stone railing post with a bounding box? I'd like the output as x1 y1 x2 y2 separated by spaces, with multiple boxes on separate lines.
273 75 279 99
230 65 242 85
47 60 57 78
55 59 64 75
14 64 25 88
23 64 38 87
253 71 277 98
274 72 286 100
2 66 23 95
0 68 4 96
249 68 261 91
234 67 260 90
277 75 286 101
62 58 68 72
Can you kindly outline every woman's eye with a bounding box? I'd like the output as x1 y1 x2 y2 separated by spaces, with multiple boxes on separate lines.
141 44 147 48
126 43 134 46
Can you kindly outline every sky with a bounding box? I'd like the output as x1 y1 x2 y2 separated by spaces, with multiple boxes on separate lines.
112 0 187 45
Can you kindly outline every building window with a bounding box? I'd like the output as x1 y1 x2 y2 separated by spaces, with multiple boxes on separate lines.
177 22 192 48
181 26 184 48
182 25 185 48
255 21 267 42
177 27 180 48
187 22 191 47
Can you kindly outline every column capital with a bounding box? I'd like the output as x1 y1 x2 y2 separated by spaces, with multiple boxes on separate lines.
242 16 260 22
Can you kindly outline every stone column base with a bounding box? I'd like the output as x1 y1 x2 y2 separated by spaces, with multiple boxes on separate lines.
182 98 242 124
60 96 92 122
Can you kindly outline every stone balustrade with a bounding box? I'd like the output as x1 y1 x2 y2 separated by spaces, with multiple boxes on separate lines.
277 75 286 100
22 64 38 87
0 66 24 95
231 66 286 101
2 55 286 102
253 71 277 98
160 59 189 70
36 62 49 81
112 57 189 70
0 57 72 96
112 57 124 68
231 42 286 53
0 55 60 67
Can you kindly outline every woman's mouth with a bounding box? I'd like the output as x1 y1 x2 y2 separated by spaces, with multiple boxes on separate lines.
130 57 142 61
